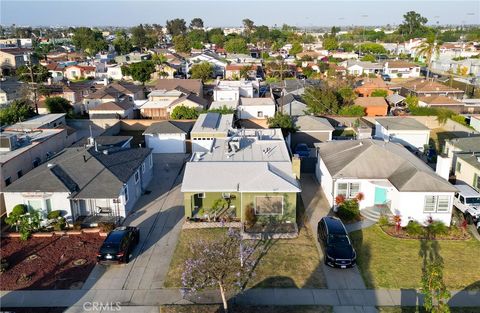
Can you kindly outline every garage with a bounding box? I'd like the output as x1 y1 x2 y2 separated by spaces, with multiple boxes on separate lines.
143 121 193 153
291 116 335 149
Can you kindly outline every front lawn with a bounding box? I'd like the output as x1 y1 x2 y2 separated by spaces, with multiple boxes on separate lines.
350 226 480 290
377 307 477 313
164 227 326 289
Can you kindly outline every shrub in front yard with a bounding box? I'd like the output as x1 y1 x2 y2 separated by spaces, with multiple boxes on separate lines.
245 204 257 228
426 219 448 239
98 222 116 233
47 210 62 219
336 199 360 222
5 204 28 231
405 221 424 237
18 210 42 240
378 215 390 227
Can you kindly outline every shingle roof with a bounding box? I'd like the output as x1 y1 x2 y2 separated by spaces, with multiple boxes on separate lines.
354 97 388 107
5 146 152 199
448 136 480 153
144 121 193 135
316 139 456 192
385 60 418 68
153 79 203 95
457 153 480 170
375 117 430 131
418 96 462 105
89 101 133 111
386 93 406 105
400 79 464 93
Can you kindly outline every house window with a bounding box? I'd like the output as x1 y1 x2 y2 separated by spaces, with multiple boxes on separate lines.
197 193 206 199
222 193 231 199
134 170 140 184
257 111 264 118
27 199 43 212
455 162 461 173
424 195 451 213
4 177 11 186
123 185 129 203
45 199 52 213
142 162 146 173
255 196 283 215
337 182 360 198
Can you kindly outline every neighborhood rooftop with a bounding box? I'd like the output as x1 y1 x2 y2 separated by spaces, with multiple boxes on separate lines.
6 114 66 131
375 117 430 131
191 113 234 134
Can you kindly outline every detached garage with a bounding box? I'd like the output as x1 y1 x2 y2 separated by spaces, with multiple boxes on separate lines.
144 121 193 153
291 115 335 149
374 117 430 151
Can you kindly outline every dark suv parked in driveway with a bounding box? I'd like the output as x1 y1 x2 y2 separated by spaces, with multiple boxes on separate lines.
97 226 140 264
317 217 356 268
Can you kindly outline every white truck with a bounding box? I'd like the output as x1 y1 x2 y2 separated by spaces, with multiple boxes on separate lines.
453 184 480 228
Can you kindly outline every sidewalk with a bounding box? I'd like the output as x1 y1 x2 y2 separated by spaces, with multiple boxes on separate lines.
1 288 479 309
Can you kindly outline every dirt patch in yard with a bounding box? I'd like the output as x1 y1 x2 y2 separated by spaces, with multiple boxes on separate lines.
0 234 103 290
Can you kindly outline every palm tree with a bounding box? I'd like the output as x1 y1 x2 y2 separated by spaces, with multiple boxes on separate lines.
415 36 440 79
152 53 168 77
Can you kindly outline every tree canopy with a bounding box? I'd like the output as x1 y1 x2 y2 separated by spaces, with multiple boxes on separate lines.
289 42 303 56
173 35 192 53
122 61 155 85
224 38 248 54
166 18 187 36
170 106 199 119
190 62 213 81
0 99 36 126
45 96 72 114
267 112 297 136
189 18 204 29
71 27 107 55
16 64 51 83
130 24 157 50
398 11 429 39
113 30 133 54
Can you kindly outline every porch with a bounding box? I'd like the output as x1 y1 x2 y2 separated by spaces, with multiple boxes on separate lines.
71 198 125 223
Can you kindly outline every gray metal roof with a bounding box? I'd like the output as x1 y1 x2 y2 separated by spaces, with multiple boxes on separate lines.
316 139 456 192
191 113 233 135
386 93 406 105
375 117 430 131
5 146 152 199
448 136 480 153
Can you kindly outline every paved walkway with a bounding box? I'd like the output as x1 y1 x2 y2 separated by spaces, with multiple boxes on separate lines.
82 154 186 291
1 288 478 311
345 219 377 233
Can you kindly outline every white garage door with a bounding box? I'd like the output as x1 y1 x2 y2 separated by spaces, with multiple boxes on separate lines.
391 132 429 150
146 134 186 153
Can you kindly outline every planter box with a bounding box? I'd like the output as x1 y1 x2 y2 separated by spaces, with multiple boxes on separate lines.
82 227 101 233
32 232 54 238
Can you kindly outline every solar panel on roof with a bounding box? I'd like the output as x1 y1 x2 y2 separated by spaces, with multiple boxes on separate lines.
202 113 220 129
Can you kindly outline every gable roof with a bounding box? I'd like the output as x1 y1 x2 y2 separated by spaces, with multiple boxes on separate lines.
386 60 418 68
386 93 406 105
316 139 455 192
89 100 133 111
153 79 203 95
169 92 208 108
400 79 464 93
5 146 152 198
375 117 429 131
418 96 462 105
448 136 480 153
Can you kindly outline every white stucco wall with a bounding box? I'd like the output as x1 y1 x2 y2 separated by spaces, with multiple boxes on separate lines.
145 133 186 153
394 191 454 226
375 124 430 150
238 105 275 119
4 191 73 221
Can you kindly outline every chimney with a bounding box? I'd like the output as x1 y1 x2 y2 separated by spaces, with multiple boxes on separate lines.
292 155 301 180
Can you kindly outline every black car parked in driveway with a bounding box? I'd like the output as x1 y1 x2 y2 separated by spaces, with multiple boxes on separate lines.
317 217 356 268
97 226 140 264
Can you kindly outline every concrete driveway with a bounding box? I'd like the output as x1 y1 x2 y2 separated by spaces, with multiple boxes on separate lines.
82 154 187 291
301 174 367 290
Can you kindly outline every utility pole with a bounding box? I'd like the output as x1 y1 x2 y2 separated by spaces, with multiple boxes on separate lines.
24 53 38 114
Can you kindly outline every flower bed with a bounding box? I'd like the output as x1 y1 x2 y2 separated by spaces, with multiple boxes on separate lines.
380 225 471 240
1 227 108 238
0 233 103 290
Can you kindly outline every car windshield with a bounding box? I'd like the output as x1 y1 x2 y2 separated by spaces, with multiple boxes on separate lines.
466 197 480 205
328 234 350 245
100 243 119 254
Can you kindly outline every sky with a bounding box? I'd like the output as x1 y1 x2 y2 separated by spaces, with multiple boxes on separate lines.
0 0 479 27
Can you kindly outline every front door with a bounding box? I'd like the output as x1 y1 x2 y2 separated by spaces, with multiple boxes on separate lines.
374 187 387 205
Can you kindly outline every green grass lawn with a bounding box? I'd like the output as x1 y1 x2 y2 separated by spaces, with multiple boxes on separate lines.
377 307 477 313
350 226 480 290
160 305 332 313
164 227 326 289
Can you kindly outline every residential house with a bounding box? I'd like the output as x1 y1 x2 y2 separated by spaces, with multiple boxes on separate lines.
83 82 144 112
340 60 383 76
143 120 193 153
271 79 323 97
225 53 259 64
88 100 135 119
140 89 207 119
64 65 96 81
315 139 457 226
188 52 227 78
213 80 258 101
190 113 233 152
106 64 123 80
3 143 153 222
276 94 307 116
0 48 32 74
237 97 276 119
209 100 239 112
398 79 465 99
45 62 65 82
454 153 480 192
374 117 430 151
114 52 151 64
418 96 465 113
181 127 301 226
354 78 393 97
383 61 421 79
225 64 258 80
291 115 334 148
0 78 23 105
386 93 406 107
152 79 203 97
354 97 389 117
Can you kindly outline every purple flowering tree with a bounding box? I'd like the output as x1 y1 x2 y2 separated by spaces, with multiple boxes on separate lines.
181 228 255 312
